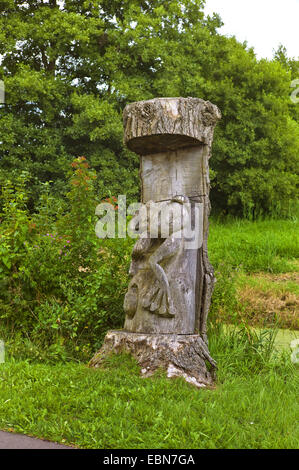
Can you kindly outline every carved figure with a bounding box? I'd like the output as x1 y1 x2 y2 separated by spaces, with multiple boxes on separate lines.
125 196 191 319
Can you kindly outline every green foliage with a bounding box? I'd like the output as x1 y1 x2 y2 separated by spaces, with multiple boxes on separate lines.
0 171 34 274
0 157 133 361
0 0 298 215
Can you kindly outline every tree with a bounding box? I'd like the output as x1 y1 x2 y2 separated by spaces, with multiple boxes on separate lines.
0 0 298 216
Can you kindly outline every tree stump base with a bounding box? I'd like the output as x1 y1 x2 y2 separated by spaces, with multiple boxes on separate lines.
89 330 217 389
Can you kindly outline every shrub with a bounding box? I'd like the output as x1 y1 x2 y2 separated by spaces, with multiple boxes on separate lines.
0 158 134 362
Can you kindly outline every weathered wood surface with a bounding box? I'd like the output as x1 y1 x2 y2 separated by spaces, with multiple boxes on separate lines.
124 216 197 333
89 331 217 388
123 97 221 155
90 97 221 388
140 146 207 203
123 97 221 340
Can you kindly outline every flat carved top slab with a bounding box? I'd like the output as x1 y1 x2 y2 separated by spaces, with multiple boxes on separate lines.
123 97 221 155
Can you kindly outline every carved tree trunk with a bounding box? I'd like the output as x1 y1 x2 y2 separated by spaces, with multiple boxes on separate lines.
90 97 221 388
123 97 221 154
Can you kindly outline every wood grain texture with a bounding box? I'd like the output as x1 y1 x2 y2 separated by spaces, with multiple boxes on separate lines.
140 146 206 203
90 97 221 388
123 97 220 340
123 97 221 155
89 330 217 388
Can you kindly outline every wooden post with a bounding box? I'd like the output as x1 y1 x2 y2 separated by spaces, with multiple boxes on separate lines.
90 97 221 388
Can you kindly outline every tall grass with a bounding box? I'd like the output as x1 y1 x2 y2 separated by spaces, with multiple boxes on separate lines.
209 323 279 376
209 218 299 273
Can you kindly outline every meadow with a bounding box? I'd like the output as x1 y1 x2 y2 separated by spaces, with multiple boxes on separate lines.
0 327 298 449
208 217 299 330
0 216 298 449
1 0 298 451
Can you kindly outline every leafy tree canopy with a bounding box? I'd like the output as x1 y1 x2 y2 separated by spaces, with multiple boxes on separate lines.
0 0 298 216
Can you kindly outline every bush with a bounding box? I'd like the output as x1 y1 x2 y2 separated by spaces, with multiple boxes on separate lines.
0 157 134 362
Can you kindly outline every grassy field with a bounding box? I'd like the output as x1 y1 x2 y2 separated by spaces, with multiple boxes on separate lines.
0 217 298 449
209 218 298 273
0 334 298 449
208 218 299 330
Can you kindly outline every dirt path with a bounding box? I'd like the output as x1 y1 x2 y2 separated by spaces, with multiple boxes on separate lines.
0 430 73 449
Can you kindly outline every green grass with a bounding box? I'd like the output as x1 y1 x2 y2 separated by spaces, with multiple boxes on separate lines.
0 327 298 449
272 329 299 352
208 218 299 330
0 217 298 448
223 325 299 353
209 218 299 273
